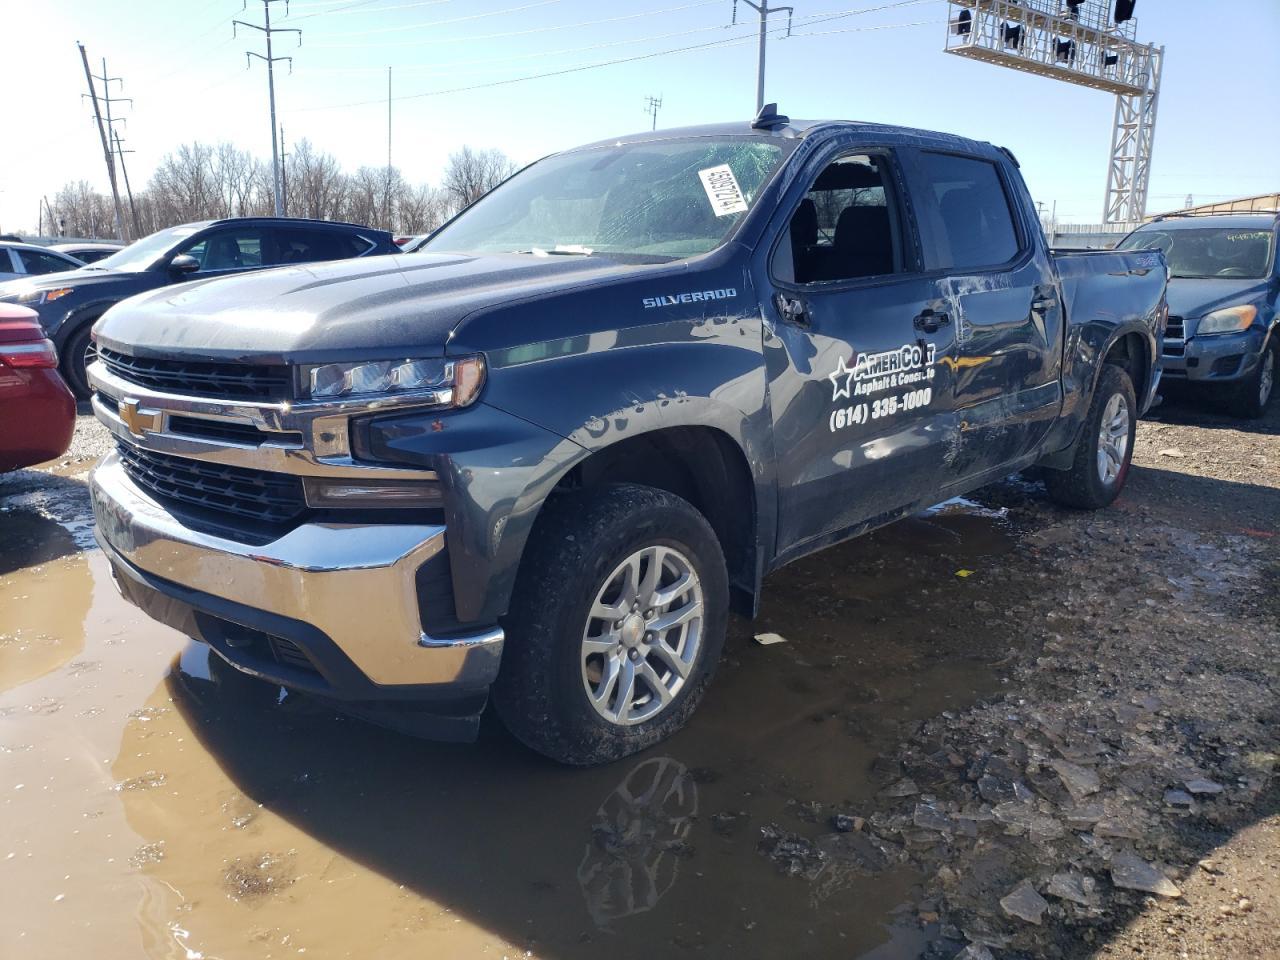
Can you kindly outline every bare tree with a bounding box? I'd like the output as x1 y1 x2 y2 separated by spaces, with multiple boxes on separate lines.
440 146 517 216
287 139 348 221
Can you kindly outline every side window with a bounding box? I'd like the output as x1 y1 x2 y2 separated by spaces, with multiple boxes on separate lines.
183 230 268 271
18 249 77 275
918 152 1021 270
777 153 904 284
274 228 345 265
343 234 377 257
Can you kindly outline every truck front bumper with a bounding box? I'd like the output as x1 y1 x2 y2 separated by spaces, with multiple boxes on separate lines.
91 452 503 737
1161 329 1264 383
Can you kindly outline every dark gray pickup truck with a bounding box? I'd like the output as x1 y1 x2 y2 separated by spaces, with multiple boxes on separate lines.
88 109 1167 764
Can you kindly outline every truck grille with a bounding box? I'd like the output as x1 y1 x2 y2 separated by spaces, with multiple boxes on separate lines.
98 347 291 401
116 440 309 525
1163 315 1186 357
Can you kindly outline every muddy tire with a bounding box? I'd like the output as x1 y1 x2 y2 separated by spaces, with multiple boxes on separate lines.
494 483 728 766
1044 363 1137 510
61 323 95 400
1223 340 1276 420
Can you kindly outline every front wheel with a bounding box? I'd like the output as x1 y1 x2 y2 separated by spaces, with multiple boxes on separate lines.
1044 363 1137 510
61 324 95 400
494 484 728 765
1223 341 1276 420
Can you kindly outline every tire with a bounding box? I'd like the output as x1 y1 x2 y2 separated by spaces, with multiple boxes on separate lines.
1223 341 1276 420
494 483 729 766
60 323 96 400
1044 363 1137 510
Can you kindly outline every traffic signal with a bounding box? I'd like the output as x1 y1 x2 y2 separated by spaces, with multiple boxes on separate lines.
1114 0 1136 23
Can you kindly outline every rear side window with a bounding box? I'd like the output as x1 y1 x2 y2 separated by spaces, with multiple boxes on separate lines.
275 228 349 264
919 152 1020 270
18 248 77 275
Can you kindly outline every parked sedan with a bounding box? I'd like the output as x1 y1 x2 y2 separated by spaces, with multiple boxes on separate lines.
0 217 398 398
0 304 76 472
50 241 125 265
0 241 86 282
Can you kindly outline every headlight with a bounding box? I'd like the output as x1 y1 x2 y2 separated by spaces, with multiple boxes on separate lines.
1198 305 1257 335
305 355 486 406
15 287 74 305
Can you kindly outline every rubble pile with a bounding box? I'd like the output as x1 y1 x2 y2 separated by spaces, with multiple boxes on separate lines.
760 504 1278 958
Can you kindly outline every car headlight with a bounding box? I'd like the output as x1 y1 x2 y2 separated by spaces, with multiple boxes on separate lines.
15 287 74 305
304 355 486 406
1198 305 1257 335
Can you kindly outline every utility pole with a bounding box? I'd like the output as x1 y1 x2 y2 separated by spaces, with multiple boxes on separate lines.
76 42 125 241
643 94 663 131
385 66 392 229
235 0 300 217
732 0 794 112
113 129 142 239
280 125 289 215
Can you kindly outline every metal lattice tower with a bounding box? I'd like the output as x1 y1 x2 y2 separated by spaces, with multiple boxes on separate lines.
943 0 1163 224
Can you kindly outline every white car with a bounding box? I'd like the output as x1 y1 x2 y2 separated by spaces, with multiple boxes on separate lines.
0 241 85 281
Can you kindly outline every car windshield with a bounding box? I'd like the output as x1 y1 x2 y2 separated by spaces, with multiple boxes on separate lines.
423 137 790 262
91 225 202 272
1118 225 1275 280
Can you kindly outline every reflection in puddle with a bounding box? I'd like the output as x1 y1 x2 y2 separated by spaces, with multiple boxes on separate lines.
2 493 1020 959
578 756 697 928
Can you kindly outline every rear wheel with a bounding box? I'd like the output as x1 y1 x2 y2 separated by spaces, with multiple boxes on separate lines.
494 483 728 765
1224 341 1276 420
61 324 96 400
1044 363 1137 510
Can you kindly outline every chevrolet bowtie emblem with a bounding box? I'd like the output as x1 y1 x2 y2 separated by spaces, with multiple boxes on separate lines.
118 398 159 437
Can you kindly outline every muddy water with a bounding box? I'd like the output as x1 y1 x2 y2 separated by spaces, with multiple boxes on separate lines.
1 486 1015 960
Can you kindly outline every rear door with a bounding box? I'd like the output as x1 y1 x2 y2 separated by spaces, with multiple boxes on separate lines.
903 149 1062 481
761 145 959 556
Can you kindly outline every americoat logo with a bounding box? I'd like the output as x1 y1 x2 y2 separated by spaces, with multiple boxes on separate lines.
642 288 737 309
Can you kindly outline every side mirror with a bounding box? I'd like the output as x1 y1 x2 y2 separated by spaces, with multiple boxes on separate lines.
169 254 200 275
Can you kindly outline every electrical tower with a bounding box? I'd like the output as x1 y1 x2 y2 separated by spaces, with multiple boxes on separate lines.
732 0 794 113
643 95 663 131
943 0 1163 224
235 0 300 218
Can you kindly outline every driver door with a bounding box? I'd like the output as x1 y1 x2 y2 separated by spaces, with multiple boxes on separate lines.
178 227 276 280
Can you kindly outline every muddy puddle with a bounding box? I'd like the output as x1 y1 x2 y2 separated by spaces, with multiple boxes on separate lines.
1 485 1019 960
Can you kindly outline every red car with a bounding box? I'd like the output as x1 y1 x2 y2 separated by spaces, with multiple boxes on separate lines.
0 303 76 471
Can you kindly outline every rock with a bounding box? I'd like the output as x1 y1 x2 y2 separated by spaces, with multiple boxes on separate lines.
913 802 953 832
953 947 995 960
831 813 863 833
1184 778 1224 795
1110 851 1181 898
883 778 919 797
1047 872 1091 906
977 773 1017 804
1157 448 1184 458
1049 759 1100 800
1000 880 1049 924
758 823 828 880
1094 816 1143 840
1163 789 1195 807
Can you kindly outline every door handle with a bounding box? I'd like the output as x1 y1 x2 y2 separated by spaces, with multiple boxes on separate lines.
1031 286 1058 312
775 292 808 326
913 308 950 333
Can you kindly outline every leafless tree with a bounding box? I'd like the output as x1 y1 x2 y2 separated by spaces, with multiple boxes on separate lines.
440 146 517 216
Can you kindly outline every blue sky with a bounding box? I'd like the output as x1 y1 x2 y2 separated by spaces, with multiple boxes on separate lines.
2 0 1277 232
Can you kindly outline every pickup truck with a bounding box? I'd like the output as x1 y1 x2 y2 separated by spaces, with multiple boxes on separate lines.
1117 211 1278 418
87 109 1166 765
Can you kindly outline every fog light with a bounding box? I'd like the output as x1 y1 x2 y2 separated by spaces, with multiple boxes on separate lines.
302 477 443 509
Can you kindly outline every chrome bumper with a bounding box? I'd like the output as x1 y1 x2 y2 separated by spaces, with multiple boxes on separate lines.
91 453 504 690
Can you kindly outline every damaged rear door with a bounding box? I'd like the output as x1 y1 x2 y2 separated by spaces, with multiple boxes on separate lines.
903 148 1063 481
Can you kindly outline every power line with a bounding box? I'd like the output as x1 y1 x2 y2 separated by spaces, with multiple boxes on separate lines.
294 15 934 112
644 94 664 130
309 0 565 40
76 42 126 241
235 0 302 217
733 0 795 113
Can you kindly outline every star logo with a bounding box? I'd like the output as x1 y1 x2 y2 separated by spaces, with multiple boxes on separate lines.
828 355 856 401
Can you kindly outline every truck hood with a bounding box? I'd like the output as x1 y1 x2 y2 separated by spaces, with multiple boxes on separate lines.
1166 277 1270 320
94 253 640 363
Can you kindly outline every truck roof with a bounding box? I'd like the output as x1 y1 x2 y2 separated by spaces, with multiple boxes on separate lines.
570 117 1004 161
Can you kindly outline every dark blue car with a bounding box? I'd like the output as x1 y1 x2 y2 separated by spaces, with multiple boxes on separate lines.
0 217 398 398
1118 211 1279 418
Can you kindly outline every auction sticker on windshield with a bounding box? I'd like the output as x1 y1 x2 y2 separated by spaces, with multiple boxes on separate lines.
698 165 749 217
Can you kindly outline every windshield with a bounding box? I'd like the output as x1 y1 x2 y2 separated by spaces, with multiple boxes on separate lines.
92 225 202 272
1118 225 1275 280
423 137 790 262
